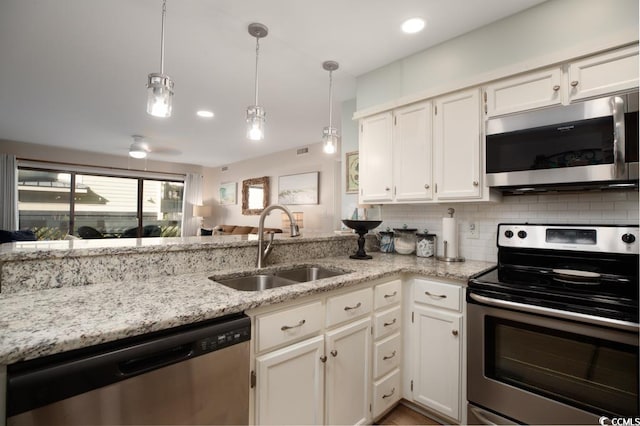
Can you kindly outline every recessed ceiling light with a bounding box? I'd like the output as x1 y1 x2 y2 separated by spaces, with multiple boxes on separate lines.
196 110 214 118
401 17 425 34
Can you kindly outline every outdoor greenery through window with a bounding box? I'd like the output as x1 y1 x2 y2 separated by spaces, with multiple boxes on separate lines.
18 167 184 240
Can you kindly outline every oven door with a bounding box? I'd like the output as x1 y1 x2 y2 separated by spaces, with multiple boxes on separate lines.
467 292 639 425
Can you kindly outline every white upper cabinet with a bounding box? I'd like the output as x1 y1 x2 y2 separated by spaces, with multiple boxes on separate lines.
433 88 482 200
484 67 563 117
567 45 639 102
359 112 394 202
393 101 433 202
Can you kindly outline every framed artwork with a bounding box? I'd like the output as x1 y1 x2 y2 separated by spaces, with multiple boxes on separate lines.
219 182 237 205
346 151 359 194
278 172 319 205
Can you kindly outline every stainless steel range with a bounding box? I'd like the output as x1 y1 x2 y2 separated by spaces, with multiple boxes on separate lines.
467 224 639 425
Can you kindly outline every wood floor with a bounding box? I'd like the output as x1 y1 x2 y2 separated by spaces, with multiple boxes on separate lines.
377 403 441 425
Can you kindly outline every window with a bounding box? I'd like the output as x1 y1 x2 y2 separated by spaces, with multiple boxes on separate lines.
18 167 184 239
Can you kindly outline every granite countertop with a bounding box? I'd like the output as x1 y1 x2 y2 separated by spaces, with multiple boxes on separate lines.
0 231 355 261
0 253 494 365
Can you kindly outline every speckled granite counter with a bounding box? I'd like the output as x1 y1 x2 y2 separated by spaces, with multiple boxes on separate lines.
0 252 493 365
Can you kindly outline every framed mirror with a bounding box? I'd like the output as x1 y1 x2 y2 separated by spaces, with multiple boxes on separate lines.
242 176 269 215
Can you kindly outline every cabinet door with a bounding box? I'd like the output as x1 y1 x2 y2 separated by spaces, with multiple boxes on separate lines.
393 101 433 201
568 45 639 102
434 89 482 200
359 112 394 203
256 336 325 425
412 305 462 421
325 317 372 426
484 67 562 117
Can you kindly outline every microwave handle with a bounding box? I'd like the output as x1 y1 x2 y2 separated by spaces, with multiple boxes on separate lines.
611 96 626 179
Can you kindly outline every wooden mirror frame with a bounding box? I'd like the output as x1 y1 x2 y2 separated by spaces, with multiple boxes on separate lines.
242 176 270 215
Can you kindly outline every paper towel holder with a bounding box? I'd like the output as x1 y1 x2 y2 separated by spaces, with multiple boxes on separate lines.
436 208 465 262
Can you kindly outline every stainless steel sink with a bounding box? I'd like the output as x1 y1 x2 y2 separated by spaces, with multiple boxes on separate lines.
274 266 345 282
210 265 348 291
213 274 298 292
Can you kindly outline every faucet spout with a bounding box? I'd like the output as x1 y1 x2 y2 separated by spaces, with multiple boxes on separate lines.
256 204 300 268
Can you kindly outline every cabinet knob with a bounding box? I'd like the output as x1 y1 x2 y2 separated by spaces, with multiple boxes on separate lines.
320 355 327 363
473 180 479 186
330 350 338 357
570 80 579 87
452 330 459 336
553 85 560 91
385 187 391 191
424 184 430 189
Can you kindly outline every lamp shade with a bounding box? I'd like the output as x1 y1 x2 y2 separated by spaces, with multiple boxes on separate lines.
193 204 213 217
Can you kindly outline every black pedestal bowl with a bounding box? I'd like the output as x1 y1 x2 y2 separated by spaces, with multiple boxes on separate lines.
342 219 382 260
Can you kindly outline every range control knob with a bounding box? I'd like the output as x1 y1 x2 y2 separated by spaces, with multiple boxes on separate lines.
517 230 527 239
504 230 514 238
622 233 636 244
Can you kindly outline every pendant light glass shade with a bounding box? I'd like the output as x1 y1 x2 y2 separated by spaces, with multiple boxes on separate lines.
246 23 268 141
322 61 340 154
147 73 174 117
146 0 174 118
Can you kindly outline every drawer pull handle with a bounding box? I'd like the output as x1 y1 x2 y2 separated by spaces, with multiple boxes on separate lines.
344 302 362 311
320 355 327 363
425 291 447 299
383 318 397 327
281 319 306 331
383 350 396 361
383 291 397 299
330 349 338 357
382 388 396 399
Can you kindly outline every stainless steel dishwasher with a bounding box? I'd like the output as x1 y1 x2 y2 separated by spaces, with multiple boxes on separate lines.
6 313 251 425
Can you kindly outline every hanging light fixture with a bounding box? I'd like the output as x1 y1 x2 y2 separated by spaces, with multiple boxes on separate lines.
146 0 174 118
246 23 268 141
322 60 339 154
129 135 149 159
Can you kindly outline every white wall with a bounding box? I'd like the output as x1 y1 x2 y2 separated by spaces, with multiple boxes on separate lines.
378 191 639 262
340 99 359 222
356 0 639 109
203 142 341 232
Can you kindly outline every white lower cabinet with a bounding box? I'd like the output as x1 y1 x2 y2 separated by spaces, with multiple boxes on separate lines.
412 305 462 420
255 336 325 425
325 317 371 426
407 278 464 423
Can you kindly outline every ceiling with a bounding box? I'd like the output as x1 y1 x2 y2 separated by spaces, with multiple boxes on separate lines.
0 0 546 168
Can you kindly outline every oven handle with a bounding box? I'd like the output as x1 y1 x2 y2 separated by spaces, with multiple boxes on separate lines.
468 293 639 332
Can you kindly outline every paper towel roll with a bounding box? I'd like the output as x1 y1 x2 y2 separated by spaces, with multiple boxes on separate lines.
442 217 458 259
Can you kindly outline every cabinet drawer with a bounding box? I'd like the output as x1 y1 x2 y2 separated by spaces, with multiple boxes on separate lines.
413 279 461 312
256 301 324 353
374 279 402 310
326 287 373 328
373 369 401 419
373 333 401 379
373 306 401 340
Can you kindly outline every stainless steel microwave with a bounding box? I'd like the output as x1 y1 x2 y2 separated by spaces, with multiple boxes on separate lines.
485 93 639 191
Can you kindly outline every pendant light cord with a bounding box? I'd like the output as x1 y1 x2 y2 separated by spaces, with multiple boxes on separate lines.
254 37 260 106
160 0 167 74
328 69 333 128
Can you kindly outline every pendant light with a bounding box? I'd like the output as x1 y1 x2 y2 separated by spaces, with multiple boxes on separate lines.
146 0 174 118
246 23 268 141
322 60 339 154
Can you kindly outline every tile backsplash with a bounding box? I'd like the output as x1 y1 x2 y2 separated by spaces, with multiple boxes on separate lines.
378 190 639 263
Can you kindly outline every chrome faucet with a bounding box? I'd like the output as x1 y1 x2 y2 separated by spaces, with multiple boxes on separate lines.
256 204 300 268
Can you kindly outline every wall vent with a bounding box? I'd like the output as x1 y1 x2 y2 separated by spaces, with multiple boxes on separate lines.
221 166 228 172
296 147 309 155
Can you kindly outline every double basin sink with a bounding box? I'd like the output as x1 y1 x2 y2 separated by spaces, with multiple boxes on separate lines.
210 265 348 291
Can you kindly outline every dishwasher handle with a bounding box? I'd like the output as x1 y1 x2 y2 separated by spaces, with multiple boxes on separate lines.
118 343 194 376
